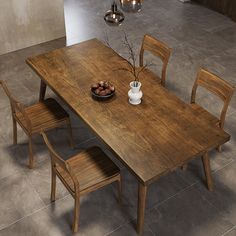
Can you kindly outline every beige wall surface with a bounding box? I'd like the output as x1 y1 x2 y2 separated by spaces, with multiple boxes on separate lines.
0 0 65 55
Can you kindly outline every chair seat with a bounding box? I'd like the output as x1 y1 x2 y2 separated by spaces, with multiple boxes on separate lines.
190 103 220 127
56 146 120 193
16 98 69 134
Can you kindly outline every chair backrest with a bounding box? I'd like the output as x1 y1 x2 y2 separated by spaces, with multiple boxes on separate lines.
41 132 79 192
139 34 172 87
191 68 235 128
0 80 32 132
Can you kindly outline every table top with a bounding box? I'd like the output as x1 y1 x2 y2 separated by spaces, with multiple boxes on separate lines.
27 38 230 185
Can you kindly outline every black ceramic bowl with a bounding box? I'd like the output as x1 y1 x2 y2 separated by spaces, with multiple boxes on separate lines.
91 89 115 101
91 81 115 101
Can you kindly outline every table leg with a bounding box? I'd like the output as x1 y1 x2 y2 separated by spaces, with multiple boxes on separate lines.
39 80 47 101
137 182 147 235
202 152 213 191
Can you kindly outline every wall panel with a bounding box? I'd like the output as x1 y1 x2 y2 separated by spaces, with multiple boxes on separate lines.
0 0 65 55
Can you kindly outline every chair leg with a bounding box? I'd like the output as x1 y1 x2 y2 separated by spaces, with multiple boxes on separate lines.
72 196 80 233
28 136 34 169
13 117 17 145
67 119 74 148
216 145 222 152
117 176 122 205
51 166 56 202
181 164 187 171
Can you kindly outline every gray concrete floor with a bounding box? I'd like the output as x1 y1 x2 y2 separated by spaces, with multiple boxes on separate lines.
1 0 236 235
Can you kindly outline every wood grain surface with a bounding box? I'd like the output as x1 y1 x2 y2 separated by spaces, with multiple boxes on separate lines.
27 39 230 185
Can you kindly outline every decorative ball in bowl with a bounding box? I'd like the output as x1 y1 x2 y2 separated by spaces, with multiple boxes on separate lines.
91 81 115 101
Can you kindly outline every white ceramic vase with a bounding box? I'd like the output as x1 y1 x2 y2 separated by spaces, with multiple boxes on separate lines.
128 81 143 105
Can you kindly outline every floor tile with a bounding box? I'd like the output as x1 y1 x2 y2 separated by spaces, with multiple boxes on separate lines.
225 112 236 147
0 172 45 230
213 26 236 44
107 222 155 236
121 168 189 213
176 148 234 187
0 206 68 236
148 187 233 236
24 159 69 205
43 185 132 236
224 227 236 236
0 145 24 180
195 161 236 226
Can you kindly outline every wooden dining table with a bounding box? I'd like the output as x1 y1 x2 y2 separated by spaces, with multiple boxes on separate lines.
26 38 230 235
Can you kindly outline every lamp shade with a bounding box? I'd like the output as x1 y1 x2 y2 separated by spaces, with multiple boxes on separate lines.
120 0 142 13
104 1 125 26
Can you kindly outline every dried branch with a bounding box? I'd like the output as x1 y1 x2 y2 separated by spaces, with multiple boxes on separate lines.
104 31 153 85
119 56 135 75
136 66 148 79
122 32 137 78
136 62 154 78
113 67 137 78
103 31 134 74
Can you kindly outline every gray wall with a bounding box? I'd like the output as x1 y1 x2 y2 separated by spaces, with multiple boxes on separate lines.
0 0 65 55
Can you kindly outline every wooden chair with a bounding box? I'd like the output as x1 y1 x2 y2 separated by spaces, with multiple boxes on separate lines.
0 80 73 168
139 34 172 87
190 68 235 151
41 132 121 233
